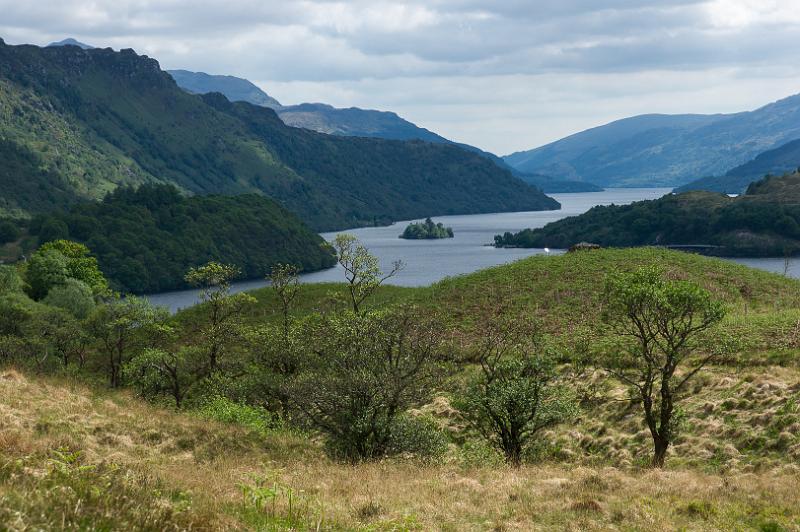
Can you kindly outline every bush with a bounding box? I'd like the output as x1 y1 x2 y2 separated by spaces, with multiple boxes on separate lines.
42 279 96 319
385 415 449 460
197 395 282 436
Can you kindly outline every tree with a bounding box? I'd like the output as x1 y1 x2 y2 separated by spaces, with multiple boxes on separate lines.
25 240 108 300
24 248 69 300
126 347 199 408
287 307 447 460
268 263 301 341
453 318 577 466
603 267 725 467
185 262 255 373
86 297 171 387
43 278 96 319
0 221 19 244
38 240 109 296
331 234 403 314
21 307 88 369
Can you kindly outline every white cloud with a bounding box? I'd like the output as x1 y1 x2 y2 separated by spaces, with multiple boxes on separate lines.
1 0 800 153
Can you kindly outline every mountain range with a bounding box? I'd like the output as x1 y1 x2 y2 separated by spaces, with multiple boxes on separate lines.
675 138 800 194
0 39 558 230
166 69 600 193
503 95 800 188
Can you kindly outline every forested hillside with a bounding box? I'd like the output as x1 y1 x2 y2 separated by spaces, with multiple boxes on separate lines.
495 172 800 256
0 40 557 230
676 139 800 193
31 185 336 293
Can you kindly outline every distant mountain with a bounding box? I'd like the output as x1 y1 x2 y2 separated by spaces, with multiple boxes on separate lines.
167 69 282 108
504 95 800 188
168 70 600 193
676 138 800 194
0 39 557 230
47 38 94 49
495 171 800 257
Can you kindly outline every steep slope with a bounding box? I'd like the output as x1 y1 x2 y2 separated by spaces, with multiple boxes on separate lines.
505 94 800 187
167 69 282 108
0 40 557 230
495 172 800 256
676 138 800 193
167 70 600 193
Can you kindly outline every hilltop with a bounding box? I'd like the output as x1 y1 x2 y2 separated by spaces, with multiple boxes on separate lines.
504 93 800 187
495 172 800 257
0 40 557 228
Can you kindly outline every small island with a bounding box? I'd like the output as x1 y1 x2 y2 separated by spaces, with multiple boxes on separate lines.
400 217 454 239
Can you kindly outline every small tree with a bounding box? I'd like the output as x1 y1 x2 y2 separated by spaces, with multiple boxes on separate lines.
185 262 255 374
603 267 725 467
87 297 171 387
22 307 88 369
126 347 199 408
268 263 300 341
454 318 577 466
331 234 403 314
287 306 446 460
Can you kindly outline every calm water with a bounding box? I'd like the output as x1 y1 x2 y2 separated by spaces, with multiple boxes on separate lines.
144 188 794 312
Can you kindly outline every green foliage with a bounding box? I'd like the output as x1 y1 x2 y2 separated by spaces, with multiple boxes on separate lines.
39 240 108 296
42 279 96 319
0 220 20 244
603 266 725 467
400 217 454 240
453 318 578 466
24 240 108 300
0 264 24 294
0 41 556 228
332 233 403 314
197 395 282 436
34 185 336 294
126 347 200 408
185 261 256 374
24 248 69 301
495 174 800 256
286 307 448 461
86 296 171 387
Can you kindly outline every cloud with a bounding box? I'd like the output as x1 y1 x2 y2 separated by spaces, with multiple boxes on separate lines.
1 0 800 153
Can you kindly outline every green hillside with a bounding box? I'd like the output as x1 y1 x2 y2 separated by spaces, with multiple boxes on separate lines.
495 172 800 256
4 248 800 530
0 40 557 230
30 184 336 293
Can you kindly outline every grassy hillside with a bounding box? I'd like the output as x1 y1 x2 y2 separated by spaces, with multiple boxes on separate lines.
0 40 556 230
4 248 800 530
496 173 800 257
30 184 336 293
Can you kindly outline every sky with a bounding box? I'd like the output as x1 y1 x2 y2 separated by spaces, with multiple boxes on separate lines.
2 0 800 155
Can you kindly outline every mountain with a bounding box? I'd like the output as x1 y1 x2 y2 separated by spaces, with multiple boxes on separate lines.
31 184 336 293
167 69 282 108
504 95 800 188
167 70 600 193
495 172 800 257
47 38 94 50
0 39 557 230
675 138 800 194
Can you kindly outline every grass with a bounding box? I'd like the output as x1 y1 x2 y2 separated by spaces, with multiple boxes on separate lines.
2 368 800 530
5 248 800 529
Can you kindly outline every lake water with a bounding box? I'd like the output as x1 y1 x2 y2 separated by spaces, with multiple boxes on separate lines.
144 188 796 312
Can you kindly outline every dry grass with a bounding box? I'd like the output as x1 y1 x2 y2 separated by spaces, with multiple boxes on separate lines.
2 368 799 530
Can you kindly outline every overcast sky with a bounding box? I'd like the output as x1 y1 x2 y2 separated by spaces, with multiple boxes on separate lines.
2 0 800 154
